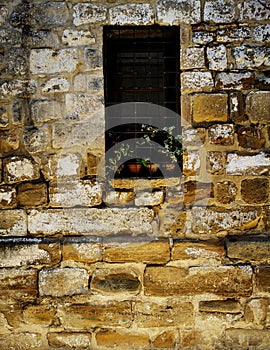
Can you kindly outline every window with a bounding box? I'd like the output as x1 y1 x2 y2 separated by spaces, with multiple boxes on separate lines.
103 26 181 178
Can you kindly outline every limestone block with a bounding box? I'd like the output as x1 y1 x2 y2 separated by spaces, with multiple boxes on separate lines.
182 152 200 176
208 124 234 145
222 329 270 349
192 93 228 123
215 181 237 204
41 153 82 180
103 238 170 264
96 330 149 348
241 178 269 204
246 91 270 123
0 79 36 97
217 27 251 42
207 45 227 70
62 29 95 46
73 3 107 26
63 239 102 263
41 77 69 93
3 156 40 184
39 267 88 297
91 267 141 294
0 130 20 155
255 266 270 294
65 93 104 119
48 333 91 349
18 182 48 207
31 99 63 124
49 180 102 207
6 47 28 75
104 190 134 206
0 186 16 209
0 29 21 45
28 208 154 235
30 49 79 74
216 72 253 90
207 152 226 174
34 2 69 28
190 207 262 235
23 126 50 154
0 333 43 350
23 305 55 326
254 24 270 42
232 45 270 69
226 238 270 262
192 30 215 44
109 4 154 25
204 0 236 23
0 210 27 236
226 152 270 175
84 48 103 70
181 47 205 69
0 242 60 267
157 0 201 25
25 30 60 48
181 71 214 93
58 301 132 329
239 0 270 21
144 265 252 297
0 268 38 301
135 190 164 206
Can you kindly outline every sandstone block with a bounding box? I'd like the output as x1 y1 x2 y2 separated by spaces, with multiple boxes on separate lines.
109 4 154 25
152 331 176 349
241 178 269 204
0 241 60 267
41 77 69 93
0 6 8 26
65 93 103 120
144 265 252 297
73 3 107 26
255 266 270 294
49 180 102 207
25 30 60 48
42 153 82 180
192 30 215 44
237 126 266 149
0 333 43 350
190 207 262 235
96 330 149 348
31 98 62 124
208 124 234 145
182 152 200 176
181 181 213 207
6 47 29 75
91 267 141 294
62 29 95 46
181 71 214 93
30 49 79 74
192 93 228 123
181 47 205 69
18 182 47 207
135 190 164 206
23 305 55 326
239 0 270 21
34 2 69 28
226 238 270 262
215 181 237 204
0 105 9 128
0 268 37 301
207 44 228 70
229 92 245 122
48 333 91 349
254 24 270 42
39 267 88 297
3 156 39 184
216 72 253 90
199 299 241 314
23 126 50 154
0 210 27 236
221 329 270 350
28 208 154 235
204 0 236 23
232 45 270 69
0 29 21 45
103 238 170 264
157 0 201 25
246 91 270 123
58 301 132 329
104 190 134 206
0 185 16 209
63 238 102 263
217 27 251 42
207 151 226 174
226 152 270 175
134 300 194 327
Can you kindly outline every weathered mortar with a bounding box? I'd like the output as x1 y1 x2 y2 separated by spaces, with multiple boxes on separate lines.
0 0 269 349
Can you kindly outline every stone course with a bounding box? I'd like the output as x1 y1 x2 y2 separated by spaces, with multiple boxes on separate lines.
0 0 270 349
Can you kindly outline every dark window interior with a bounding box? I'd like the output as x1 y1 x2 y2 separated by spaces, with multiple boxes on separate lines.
103 26 181 178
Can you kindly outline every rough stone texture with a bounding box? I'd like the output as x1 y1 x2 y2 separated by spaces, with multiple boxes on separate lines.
241 178 269 204
39 268 88 297
181 71 214 93
227 238 270 263
28 208 154 235
31 99 63 124
181 47 205 69
144 266 252 297
255 266 270 294
192 93 228 123
96 330 149 348
207 45 227 70
73 3 107 26
109 4 154 25
0 185 17 209
226 152 270 175
23 305 55 326
63 240 102 263
216 72 253 90
208 124 234 145
62 29 95 46
0 333 43 350
157 0 201 25
232 45 270 70
134 190 164 206
0 210 27 236
237 126 266 149
204 0 236 23
246 91 270 123
48 333 91 349
3 156 40 184
17 182 47 207
215 181 237 204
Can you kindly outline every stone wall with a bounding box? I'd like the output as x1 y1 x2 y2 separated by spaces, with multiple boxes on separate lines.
0 0 270 349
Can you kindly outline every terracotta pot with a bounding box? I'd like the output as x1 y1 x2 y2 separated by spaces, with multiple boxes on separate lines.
127 163 143 175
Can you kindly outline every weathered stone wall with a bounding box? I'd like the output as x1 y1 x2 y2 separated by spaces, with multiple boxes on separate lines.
0 0 269 349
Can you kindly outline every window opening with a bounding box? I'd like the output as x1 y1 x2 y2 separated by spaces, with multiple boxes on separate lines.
103 26 181 178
